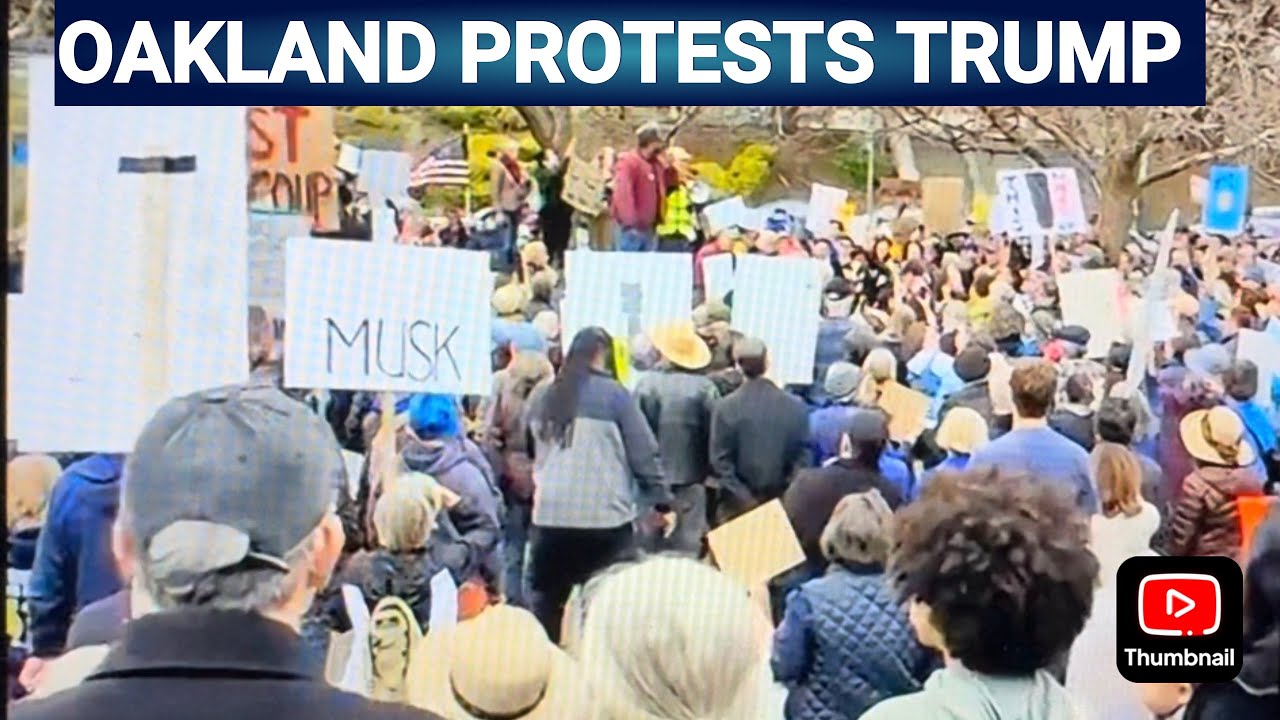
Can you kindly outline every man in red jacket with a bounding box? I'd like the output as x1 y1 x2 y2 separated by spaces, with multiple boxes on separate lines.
610 124 668 252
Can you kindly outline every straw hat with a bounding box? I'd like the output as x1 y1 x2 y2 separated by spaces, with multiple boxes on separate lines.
1180 406 1256 468
649 321 712 371
408 606 580 720
491 283 527 318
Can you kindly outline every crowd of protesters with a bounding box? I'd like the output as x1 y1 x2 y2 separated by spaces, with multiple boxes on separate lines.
6 122 1280 720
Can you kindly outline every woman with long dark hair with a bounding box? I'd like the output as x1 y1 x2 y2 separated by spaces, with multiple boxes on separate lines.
525 327 671 642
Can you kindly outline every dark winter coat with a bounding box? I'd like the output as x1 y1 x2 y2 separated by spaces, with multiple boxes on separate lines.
710 378 812 517
634 369 719 488
1167 465 1265 558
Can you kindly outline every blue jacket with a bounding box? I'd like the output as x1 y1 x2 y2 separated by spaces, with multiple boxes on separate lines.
807 319 854 406
773 565 938 720
28 454 125 657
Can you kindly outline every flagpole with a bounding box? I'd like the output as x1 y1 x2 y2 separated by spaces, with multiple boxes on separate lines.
463 123 473 217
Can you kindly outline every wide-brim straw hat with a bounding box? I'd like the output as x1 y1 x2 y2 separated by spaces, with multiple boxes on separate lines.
649 321 712 371
1180 406 1256 468
407 606 581 720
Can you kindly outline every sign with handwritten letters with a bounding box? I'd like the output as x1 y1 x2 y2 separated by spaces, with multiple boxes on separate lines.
247 106 339 230
10 56 248 452
284 240 493 394
731 255 823 386
1201 165 1249 236
560 251 693 344
561 157 606 216
1056 268 1127 358
993 168 1088 238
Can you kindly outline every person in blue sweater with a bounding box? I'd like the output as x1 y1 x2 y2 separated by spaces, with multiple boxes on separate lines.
23 454 125 672
968 361 1099 514
1224 359 1277 491
774 490 938 719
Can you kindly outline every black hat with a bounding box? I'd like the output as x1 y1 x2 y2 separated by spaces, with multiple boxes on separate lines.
1053 325 1092 347
954 346 992 383
824 277 855 300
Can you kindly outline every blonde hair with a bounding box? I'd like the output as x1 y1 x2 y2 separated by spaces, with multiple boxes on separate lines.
1092 443 1144 518
855 348 897 406
372 473 440 552
935 408 989 455
7 455 61 530
579 557 773 720
820 491 894 565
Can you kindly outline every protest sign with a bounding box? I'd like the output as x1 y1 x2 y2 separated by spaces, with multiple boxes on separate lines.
1202 165 1249 236
993 168 1088 237
702 253 736 303
921 177 966 233
732 255 823 385
1237 330 1280 408
806 183 849 234
357 149 413 202
561 251 693 343
247 105 339 230
878 381 932 443
284 240 492 394
1056 269 1126 358
11 57 249 452
707 499 805 589
1126 211 1180 392
372 207 398 244
702 196 753 233
562 157 606 215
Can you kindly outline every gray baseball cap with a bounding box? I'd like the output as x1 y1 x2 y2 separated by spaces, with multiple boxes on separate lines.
124 383 344 591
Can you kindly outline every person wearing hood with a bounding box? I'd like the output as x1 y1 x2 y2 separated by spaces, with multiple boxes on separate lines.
22 454 125 681
808 279 857 407
861 469 1097 720
634 322 719 555
1167 406 1265 558
1066 443 1160 720
401 394 505 596
482 330 554 607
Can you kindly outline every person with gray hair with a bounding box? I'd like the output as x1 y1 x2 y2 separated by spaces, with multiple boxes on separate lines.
773 491 937 720
12 383 440 720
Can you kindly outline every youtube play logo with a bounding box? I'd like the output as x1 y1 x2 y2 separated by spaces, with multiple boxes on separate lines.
1117 557 1243 682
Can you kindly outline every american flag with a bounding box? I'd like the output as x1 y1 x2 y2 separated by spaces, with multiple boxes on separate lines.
409 134 470 187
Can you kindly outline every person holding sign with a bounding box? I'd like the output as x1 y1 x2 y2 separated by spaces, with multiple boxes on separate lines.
525 327 671 642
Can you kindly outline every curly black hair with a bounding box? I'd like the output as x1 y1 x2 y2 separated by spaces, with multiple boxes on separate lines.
889 468 1098 676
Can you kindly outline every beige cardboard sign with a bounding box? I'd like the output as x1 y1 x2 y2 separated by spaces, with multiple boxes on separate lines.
922 177 966 234
247 106 339 230
562 157 606 215
877 380 932 443
708 499 805 588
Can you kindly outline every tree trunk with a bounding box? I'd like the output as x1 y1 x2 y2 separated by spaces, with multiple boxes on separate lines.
1097 155 1141 263
512 107 573 154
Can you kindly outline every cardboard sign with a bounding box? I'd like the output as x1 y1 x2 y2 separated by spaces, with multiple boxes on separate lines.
731 255 822 386
284 241 493 394
993 168 1089 237
11 57 249 452
707 499 805 588
1056 269 1126 358
806 183 849 234
247 106 339 230
1202 165 1249 236
877 381 932 443
1237 330 1280 408
560 251 693 344
562 157 606 215
921 177 966 234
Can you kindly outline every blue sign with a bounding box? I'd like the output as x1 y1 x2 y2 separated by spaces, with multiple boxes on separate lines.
1201 165 1249 236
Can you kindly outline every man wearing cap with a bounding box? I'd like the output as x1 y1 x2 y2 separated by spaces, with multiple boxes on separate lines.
610 123 668 252
709 337 812 523
634 323 719 554
12 383 440 720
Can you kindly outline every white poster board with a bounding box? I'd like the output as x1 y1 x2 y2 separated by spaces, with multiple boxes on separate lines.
8 57 248 452
356 149 413 202
284 241 492 394
1237 330 1280 408
561 251 693 343
732 256 822 385
805 183 849 234
702 254 737 303
993 168 1088 237
702 196 753 233
1056 269 1126 358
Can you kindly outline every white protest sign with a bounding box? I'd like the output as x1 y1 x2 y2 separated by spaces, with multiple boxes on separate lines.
9 57 248 452
357 149 413 202
702 196 751 233
284 241 492 394
561 251 693 343
732 256 822 385
1056 269 1126 358
805 183 849 234
1127 210 1181 392
1237 330 1280 408
702 254 737 303
993 168 1088 237
372 207 398 244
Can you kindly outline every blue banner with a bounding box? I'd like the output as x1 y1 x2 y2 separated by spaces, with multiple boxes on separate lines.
1202 165 1249 236
52 0 1206 105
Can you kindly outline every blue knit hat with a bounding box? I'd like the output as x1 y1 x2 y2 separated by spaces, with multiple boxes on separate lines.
407 394 461 439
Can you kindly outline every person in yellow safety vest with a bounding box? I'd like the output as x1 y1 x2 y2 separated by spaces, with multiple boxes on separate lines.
656 147 697 253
